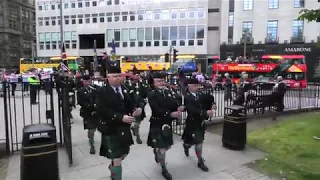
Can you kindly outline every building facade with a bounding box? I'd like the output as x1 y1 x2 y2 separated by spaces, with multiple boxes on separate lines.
0 0 36 68
220 0 320 82
36 0 222 60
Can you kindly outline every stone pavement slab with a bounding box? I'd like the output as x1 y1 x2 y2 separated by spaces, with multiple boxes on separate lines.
5 104 269 180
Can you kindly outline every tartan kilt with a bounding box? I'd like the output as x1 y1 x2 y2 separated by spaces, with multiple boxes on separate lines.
100 135 133 159
147 125 173 149
182 128 205 145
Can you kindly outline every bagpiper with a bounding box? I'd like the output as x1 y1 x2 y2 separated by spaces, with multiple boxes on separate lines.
76 75 98 154
147 72 184 180
95 65 142 180
182 78 217 172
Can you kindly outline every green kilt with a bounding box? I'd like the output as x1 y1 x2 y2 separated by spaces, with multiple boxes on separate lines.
83 117 98 130
100 135 133 159
182 128 205 145
147 125 173 149
134 116 143 123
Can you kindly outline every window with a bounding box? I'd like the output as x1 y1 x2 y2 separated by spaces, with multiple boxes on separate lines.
106 29 113 47
107 13 112 22
268 0 278 9
187 26 196 46
179 26 186 46
85 2 90 7
51 5 55 10
153 27 161 46
188 8 196 18
114 12 120 22
137 28 144 47
78 15 83 24
114 29 121 47
170 26 178 46
85 14 90 23
92 14 98 23
38 6 42 11
146 10 152 20
242 21 253 37
179 9 186 19
65 19 69 25
145 27 152 46
228 13 234 27
122 12 128 21
292 20 304 37
153 9 161 20
267 20 278 41
162 10 169 20
92 1 97 6
52 19 56 26
137 10 144 21
107 0 112 5
38 19 43 26
197 8 205 18
100 13 105 22
171 9 178 19
243 0 253 11
121 29 129 47
162 27 169 46
72 17 76 24
115 0 120 5
130 11 135 21
71 3 76 8
196 25 204 46
64 3 68 9
129 28 137 47
294 0 304 8
78 2 83 8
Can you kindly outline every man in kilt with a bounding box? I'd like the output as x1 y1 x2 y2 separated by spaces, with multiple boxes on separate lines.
182 78 216 172
147 72 184 180
95 66 142 180
77 75 98 154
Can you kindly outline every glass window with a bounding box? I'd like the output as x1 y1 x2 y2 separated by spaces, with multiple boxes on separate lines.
130 11 135 21
145 27 152 41
242 21 253 37
292 20 304 37
71 3 76 8
196 25 205 39
122 29 129 41
122 12 128 21
146 10 152 20
107 0 112 5
162 27 169 40
114 12 120 22
137 10 144 21
294 0 304 8
197 8 205 18
106 29 113 42
170 26 178 40
107 13 112 22
179 9 186 19
187 26 195 39
51 32 58 42
137 28 144 41
268 0 278 9
188 8 196 18
162 10 169 20
228 13 234 27
114 29 121 41
243 0 253 10
171 9 178 19
129 28 137 40
115 0 120 5
85 1 90 7
39 33 45 42
267 20 278 40
153 27 161 40
179 26 186 39
78 2 83 8
153 9 161 20
45 32 51 42
64 31 71 41
64 3 68 9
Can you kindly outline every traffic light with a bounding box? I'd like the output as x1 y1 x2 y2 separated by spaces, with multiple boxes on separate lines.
164 53 169 62
173 49 178 62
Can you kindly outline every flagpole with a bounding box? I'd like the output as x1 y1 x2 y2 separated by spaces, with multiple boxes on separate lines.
59 0 64 58
93 40 98 72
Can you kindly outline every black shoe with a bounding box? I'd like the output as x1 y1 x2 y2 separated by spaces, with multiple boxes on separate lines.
161 168 172 180
136 136 142 144
183 144 190 157
198 158 209 172
90 146 96 154
153 149 158 163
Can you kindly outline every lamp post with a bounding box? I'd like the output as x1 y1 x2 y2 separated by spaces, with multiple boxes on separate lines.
59 0 64 54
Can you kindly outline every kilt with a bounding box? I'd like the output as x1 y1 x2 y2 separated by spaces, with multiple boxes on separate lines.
147 125 173 149
83 117 98 130
100 135 133 159
182 128 205 145
134 116 143 123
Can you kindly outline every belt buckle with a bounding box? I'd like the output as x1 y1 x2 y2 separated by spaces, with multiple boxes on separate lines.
162 124 170 131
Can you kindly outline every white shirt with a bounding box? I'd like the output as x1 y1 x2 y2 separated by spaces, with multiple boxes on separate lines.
111 86 124 98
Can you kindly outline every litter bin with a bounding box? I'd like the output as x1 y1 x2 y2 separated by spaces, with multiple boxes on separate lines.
21 123 60 180
222 105 247 150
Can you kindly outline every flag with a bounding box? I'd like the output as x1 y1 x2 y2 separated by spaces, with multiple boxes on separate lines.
110 39 117 60
60 43 69 71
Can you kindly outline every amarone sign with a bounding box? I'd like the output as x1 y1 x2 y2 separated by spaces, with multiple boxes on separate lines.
284 47 312 52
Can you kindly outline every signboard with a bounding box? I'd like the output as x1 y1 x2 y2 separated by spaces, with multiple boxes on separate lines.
121 62 170 72
212 64 278 72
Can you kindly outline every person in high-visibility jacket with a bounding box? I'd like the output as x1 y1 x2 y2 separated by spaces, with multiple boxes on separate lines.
28 76 40 105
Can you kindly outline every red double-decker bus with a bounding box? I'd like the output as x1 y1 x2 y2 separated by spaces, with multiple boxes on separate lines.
212 54 307 88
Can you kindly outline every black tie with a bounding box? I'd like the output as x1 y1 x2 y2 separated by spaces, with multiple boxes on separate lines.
116 87 123 99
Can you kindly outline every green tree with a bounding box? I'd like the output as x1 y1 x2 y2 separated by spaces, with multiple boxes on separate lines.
298 9 320 22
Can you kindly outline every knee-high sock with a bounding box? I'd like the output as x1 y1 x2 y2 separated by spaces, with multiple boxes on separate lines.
156 150 166 168
195 143 203 160
110 165 122 180
88 129 95 146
